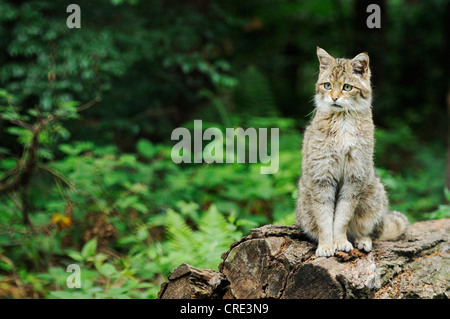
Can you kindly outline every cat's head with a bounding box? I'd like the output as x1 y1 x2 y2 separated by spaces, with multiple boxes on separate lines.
315 47 372 113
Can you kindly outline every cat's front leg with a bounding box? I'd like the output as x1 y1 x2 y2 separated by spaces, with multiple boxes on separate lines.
315 205 335 257
333 202 354 253
311 182 336 257
333 181 362 252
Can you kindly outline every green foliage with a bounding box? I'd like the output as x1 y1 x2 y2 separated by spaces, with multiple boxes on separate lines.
163 204 242 270
39 203 243 299
0 108 304 298
0 0 447 299
234 66 278 118
374 125 446 222
423 188 450 220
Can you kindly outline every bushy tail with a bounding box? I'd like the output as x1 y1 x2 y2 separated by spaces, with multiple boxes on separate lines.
378 210 409 241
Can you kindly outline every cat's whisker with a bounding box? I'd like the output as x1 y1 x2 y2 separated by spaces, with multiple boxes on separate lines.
304 95 318 118
304 108 317 118
348 104 362 121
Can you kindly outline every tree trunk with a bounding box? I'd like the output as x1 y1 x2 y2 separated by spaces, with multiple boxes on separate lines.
158 219 450 299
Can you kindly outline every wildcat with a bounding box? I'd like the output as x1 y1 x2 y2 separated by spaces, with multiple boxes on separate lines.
295 47 408 257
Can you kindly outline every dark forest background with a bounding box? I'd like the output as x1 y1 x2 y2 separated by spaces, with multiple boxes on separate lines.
0 0 448 298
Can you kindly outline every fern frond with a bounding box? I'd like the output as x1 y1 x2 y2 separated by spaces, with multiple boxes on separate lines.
234 66 278 117
163 206 242 270
165 209 195 253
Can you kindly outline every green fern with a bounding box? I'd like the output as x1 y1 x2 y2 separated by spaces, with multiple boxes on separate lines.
234 65 278 117
166 209 195 260
164 204 242 270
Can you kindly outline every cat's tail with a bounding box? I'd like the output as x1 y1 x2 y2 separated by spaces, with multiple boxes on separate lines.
378 210 409 241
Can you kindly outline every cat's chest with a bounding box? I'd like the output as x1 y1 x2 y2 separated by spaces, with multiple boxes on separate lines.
305 113 373 180
325 119 358 155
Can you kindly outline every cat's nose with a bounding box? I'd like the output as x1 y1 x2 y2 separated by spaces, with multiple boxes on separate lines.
331 96 339 101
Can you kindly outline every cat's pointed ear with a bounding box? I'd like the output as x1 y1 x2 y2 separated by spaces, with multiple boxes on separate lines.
317 47 334 72
350 52 370 78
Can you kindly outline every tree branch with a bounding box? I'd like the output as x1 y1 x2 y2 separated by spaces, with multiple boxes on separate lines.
0 97 102 221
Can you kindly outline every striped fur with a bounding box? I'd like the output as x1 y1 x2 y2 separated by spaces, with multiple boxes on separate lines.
295 47 409 257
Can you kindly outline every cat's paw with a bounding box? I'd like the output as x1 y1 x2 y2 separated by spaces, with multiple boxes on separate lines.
354 237 372 252
334 239 353 253
316 244 335 257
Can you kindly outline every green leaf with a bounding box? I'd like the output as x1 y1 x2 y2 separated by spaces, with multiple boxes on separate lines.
59 144 79 156
137 139 157 159
98 263 116 277
136 226 148 241
81 238 97 260
118 154 137 166
6 127 32 145
49 290 82 299
116 195 139 210
87 253 109 267
0 158 17 170
67 250 83 262
131 202 148 213
0 89 12 100
444 188 450 202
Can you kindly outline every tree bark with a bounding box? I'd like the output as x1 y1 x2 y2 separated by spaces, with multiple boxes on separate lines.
158 219 450 299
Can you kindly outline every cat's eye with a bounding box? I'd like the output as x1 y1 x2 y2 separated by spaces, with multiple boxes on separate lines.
324 82 332 90
343 84 353 91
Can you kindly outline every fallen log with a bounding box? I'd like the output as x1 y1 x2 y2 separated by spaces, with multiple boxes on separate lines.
158 218 450 299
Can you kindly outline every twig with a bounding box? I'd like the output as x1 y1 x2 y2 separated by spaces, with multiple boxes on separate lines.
0 118 33 130
76 97 101 113
0 253 26 298
7 192 23 212
36 97 100 131
0 97 101 227
37 163 74 189
0 97 102 194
